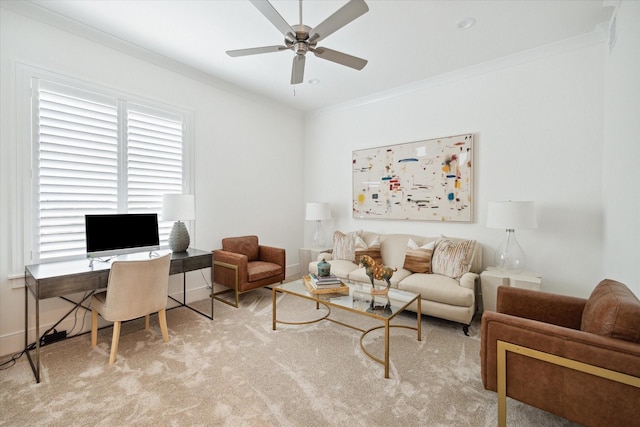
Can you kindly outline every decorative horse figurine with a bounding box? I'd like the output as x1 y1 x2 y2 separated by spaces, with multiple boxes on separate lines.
358 255 397 295
367 294 392 316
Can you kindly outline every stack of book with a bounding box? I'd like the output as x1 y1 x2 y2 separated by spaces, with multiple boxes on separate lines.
309 273 342 287
303 275 348 294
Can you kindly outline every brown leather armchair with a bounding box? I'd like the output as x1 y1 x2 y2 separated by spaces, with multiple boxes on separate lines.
212 235 285 307
481 280 640 426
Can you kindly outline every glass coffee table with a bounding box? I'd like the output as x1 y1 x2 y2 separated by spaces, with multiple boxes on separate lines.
272 278 421 378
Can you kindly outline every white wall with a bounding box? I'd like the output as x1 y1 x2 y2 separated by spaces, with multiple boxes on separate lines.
2 1 637 359
602 0 640 296
304 34 609 299
0 8 304 356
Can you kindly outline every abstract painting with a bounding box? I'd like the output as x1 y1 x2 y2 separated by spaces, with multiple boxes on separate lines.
352 134 473 222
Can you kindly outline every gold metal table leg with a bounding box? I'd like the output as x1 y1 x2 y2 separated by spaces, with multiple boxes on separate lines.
417 296 422 341
273 285 421 379
384 319 390 378
272 287 277 330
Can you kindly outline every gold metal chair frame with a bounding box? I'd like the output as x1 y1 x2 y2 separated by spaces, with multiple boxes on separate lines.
496 340 640 427
212 259 284 308
212 260 241 308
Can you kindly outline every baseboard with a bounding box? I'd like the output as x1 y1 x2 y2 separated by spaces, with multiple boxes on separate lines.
0 284 212 359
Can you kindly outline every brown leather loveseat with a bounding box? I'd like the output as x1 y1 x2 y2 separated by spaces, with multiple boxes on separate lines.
481 279 640 426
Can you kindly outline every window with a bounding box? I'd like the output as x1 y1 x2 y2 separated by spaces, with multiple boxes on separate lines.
32 78 188 262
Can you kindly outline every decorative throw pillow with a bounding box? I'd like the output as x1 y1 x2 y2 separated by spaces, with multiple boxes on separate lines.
431 237 476 279
332 230 362 261
403 239 434 273
354 235 382 264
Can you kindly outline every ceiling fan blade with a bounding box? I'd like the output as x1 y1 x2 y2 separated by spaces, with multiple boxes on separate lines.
308 0 369 44
250 0 296 42
226 45 289 57
291 54 305 85
312 47 367 70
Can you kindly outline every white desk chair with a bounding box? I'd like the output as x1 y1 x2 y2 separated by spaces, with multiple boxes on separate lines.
90 253 171 364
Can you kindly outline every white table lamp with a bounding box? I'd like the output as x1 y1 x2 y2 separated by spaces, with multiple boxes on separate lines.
162 194 195 252
305 202 331 247
487 201 537 272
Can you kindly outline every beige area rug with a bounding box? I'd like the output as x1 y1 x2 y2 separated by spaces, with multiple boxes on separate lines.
1 288 579 426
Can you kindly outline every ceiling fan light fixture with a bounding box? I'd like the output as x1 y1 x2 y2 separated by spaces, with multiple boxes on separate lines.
457 17 476 30
294 41 308 54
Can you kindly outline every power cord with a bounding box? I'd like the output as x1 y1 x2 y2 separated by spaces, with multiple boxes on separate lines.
66 291 91 338
1 291 93 370
0 342 36 370
200 269 212 288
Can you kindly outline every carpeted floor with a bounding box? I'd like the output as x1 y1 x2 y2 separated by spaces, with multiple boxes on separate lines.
0 288 579 426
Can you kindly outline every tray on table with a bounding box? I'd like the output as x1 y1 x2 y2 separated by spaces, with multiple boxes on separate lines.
302 275 349 294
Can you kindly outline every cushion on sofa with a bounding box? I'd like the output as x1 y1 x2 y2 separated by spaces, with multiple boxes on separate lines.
348 267 412 288
403 239 434 273
580 279 640 343
431 237 476 279
332 230 362 261
354 234 382 264
379 234 427 268
399 273 474 307
320 259 359 279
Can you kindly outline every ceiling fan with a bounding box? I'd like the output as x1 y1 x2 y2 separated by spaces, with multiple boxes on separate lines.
226 0 369 85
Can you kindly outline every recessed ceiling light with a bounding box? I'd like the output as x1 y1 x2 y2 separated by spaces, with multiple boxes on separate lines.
457 17 476 30
308 78 320 85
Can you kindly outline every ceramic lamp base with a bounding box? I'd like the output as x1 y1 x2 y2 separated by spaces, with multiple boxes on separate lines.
168 221 190 252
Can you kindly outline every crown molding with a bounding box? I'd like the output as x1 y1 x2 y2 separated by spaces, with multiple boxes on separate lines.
308 29 607 118
1 0 302 117
2 1 609 119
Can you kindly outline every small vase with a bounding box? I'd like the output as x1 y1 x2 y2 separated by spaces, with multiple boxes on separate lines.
317 258 331 277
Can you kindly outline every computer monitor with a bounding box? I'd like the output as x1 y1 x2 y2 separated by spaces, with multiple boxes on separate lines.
85 213 160 259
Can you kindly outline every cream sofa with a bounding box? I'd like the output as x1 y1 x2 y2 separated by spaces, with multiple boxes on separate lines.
309 231 482 334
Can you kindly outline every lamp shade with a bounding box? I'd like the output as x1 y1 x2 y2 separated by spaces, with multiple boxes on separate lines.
305 202 331 221
487 201 537 230
162 194 195 221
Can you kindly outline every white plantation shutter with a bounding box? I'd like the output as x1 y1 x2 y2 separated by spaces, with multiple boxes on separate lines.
33 79 186 262
127 106 184 239
37 82 119 260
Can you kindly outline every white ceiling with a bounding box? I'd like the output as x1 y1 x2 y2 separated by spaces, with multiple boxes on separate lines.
21 0 613 112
